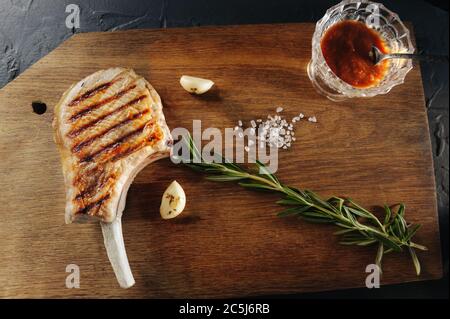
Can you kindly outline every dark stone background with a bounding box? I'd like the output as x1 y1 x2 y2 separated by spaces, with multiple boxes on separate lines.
0 0 448 298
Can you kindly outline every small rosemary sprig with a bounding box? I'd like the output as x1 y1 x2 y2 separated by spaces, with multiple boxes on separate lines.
182 135 427 275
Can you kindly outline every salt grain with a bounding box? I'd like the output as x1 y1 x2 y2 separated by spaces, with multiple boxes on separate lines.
234 106 316 151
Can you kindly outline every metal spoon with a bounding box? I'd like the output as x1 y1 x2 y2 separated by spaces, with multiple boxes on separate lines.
369 46 449 65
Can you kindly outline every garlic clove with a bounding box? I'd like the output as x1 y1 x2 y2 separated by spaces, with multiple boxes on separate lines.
160 180 186 219
180 75 214 94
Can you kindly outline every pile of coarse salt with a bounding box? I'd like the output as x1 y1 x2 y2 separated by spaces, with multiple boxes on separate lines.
236 107 317 150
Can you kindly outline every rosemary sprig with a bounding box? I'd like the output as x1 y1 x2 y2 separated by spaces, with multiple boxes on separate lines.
182 135 427 275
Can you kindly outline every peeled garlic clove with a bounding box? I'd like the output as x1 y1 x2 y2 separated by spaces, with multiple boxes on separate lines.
180 75 214 94
160 180 186 219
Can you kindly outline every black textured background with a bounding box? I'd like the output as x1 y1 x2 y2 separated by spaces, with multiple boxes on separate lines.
0 0 448 298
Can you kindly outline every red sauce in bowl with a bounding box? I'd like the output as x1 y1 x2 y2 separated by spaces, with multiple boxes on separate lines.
321 20 390 88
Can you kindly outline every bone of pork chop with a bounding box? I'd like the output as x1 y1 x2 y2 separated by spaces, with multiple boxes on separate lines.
53 67 172 288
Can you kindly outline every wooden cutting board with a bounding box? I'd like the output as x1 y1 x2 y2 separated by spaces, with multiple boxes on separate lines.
0 23 442 298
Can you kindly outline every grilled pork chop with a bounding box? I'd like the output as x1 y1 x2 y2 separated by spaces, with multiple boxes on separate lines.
53 67 172 288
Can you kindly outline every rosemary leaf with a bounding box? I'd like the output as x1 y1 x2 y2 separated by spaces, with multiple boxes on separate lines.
409 247 421 276
346 206 372 219
334 228 356 236
302 216 336 224
277 206 310 217
357 239 378 246
410 242 428 251
276 198 302 206
383 205 392 225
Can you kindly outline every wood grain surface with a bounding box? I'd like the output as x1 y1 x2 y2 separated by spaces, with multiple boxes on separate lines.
0 23 442 298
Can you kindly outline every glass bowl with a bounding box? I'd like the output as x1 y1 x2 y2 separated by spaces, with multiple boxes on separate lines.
307 0 414 101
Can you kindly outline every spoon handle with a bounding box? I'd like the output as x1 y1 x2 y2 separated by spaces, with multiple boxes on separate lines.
387 53 449 63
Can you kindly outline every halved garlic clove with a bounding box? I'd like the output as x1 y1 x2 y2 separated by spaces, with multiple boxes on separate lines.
160 180 186 219
180 75 214 94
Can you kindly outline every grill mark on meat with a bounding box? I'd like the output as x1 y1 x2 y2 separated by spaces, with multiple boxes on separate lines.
75 193 111 216
109 142 147 162
68 94 147 137
69 84 138 122
71 109 151 153
74 172 116 201
110 130 161 162
68 79 119 107
79 122 150 163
